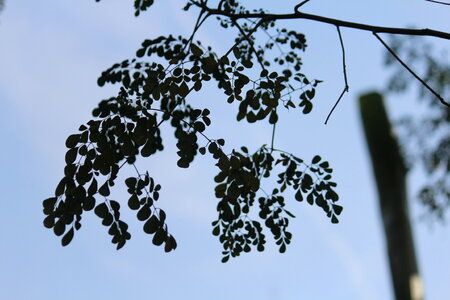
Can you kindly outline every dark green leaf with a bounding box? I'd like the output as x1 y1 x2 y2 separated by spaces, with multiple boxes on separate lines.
194 121 206 132
65 148 78 164
83 196 96 211
312 155 321 164
128 194 140 210
94 203 109 219
87 178 98 196
295 190 303 201
98 182 110 197
61 228 74 246
190 44 203 57
143 215 159 234
137 205 151 221
55 178 66 197
65 134 80 148
333 204 343 215
152 228 166 246
43 216 55 228
53 220 65 236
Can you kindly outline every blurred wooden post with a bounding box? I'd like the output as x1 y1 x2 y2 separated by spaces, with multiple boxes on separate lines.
359 92 423 300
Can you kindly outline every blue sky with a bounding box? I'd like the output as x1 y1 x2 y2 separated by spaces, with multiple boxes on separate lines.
0 1 449 299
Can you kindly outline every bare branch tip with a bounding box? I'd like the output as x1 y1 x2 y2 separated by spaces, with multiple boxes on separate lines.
294 0 311 13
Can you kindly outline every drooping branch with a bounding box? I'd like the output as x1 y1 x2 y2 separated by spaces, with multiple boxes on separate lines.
374 32 450 107
325 26 349 124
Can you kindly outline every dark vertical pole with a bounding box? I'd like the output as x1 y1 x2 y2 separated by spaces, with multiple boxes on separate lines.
359 92 423 300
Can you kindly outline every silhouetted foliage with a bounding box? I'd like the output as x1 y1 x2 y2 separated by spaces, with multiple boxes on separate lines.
43 0 340 260
385 36 450 220
44 0 448 260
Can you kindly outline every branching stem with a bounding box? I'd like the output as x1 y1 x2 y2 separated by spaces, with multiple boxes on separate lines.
325 26 349 124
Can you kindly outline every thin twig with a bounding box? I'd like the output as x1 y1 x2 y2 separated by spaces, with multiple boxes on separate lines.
325 26 349 124
373 32 450 107
325 89 347 125
294 0 311 13
337 26 349 89
179 9 211 58
271 121 276 151
223 19 266 57
231 20 267 71
425 0 450 5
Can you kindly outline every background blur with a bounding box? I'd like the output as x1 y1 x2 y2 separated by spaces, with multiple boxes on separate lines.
0 1 449 299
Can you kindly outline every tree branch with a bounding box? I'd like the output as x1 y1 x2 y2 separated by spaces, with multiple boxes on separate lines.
294 0 311 12
195 4 450 40
373 32 450 107
425 0 450 5
325 26 349 124
193 2 450 107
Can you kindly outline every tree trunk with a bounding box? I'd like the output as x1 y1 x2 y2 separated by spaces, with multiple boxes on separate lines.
359 92 423 300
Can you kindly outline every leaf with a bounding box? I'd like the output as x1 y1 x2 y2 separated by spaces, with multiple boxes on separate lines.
159 209 166 223
331 215 339 224
83 196 96 211
194 121 206 132
241 59 253 69
65 134 80 148
312 155 321 164
152 228 166 246
232 47 241 59
208 142 218 154
53 221 65 236
306 192 314 205
94 203 108 219
61 228 74 246
136 48 146 57
43 197 56 214
143 215 160 234
109 200 120 211
212 226 220 236
306 89 315 99
125 177 137 188
300 100 312 114
260 69 268 77
65 148 78 164
98 182 110 197
164 235 176 252
190 44 203 57
137 204 151 221
194 81 202 91
295 190 303 201
128 194 140 210
333 204 343 215
326 188 339 201
87 178 98 196
55 178 66 197
319 161 329 168
43 216 55 228
177 158 189 168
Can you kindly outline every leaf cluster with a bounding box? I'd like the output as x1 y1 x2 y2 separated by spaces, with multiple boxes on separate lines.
43 0 342 260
